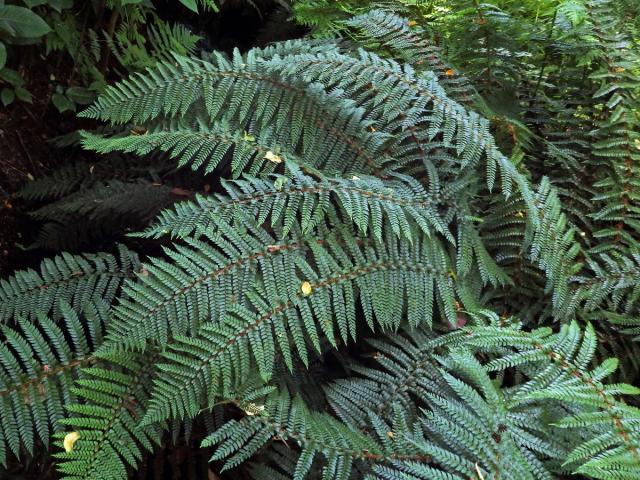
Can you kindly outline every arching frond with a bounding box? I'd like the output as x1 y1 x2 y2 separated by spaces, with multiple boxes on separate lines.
0 245 139 322
0 301 106 465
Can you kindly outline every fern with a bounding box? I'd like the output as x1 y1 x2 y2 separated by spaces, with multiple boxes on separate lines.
344 9 477 104
0 301 106 466
136 165 455 241
3 4 640 479
202 389 422 479
118 226 457 424
0 245 139 322
54 352 162 480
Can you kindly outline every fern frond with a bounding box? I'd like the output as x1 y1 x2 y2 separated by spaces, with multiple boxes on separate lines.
137 166 455 242
268 49 536 209
30 180 172 224
98 218 310 352
140 228 456 424
0 245 139 322
444 321 640 477
0 301 105 466
80 120 296 177
345 9 476 104
389 351 559 480
80 50 392 175
564 252 640 318
19 161 95 201
54 352 162 480
326 329 445 430
202 390 422 480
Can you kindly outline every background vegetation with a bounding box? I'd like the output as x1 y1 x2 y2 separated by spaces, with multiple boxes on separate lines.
0 0 639 478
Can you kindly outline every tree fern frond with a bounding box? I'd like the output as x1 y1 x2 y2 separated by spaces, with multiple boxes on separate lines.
202 390 422 480
141 228 456 424
137 166 456 242
80 120 295 177
0 245 139 322
54 352 162 480
268 49 536 210
19 161 95 201
0 301 106 466
564 252 640 318
98 218 311 353
443 321 640 477
326 329 445 430
345 9 477 104
30 180 172 225
79 50 391 176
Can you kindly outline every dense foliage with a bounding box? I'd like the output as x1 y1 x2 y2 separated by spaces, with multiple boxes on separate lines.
1 0 639 479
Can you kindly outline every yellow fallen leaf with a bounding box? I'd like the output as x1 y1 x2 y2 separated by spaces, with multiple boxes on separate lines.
63 431 80 452
243 403 265 416
243 131 255 142
408 20 417 27
265 150 283 164
301 281 313 296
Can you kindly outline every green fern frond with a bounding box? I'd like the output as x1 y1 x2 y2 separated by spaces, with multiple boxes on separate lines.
202 390 419 480
80 121 295 177
0 301 105 466
0 245 139 322
79 50 391 176
326 329 445 430
19 161 95 201
30 180 172 224
140 228 456 424
137 166 455 242
54 352 162 480
345 10 476 104
98 218 311 352
268 49 536 209
564 252 640 318
444 321 640 477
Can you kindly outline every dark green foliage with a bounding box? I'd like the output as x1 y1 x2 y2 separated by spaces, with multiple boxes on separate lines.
0 245 139 322
53 352 163 480
17 152 204 251
2 1 640 479
0 301 106 466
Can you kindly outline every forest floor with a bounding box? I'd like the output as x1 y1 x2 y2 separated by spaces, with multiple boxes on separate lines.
0 64 83 276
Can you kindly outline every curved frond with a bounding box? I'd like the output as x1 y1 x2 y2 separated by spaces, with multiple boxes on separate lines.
0 245 139 322
0 301 105 465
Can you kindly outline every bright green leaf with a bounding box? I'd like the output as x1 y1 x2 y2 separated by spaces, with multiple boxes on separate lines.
0 5 51 38
178 0 198 13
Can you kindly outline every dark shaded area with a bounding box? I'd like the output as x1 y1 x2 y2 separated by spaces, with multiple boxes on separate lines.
0 0 305 278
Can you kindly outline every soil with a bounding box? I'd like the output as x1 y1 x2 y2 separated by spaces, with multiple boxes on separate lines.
0 62 81 276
